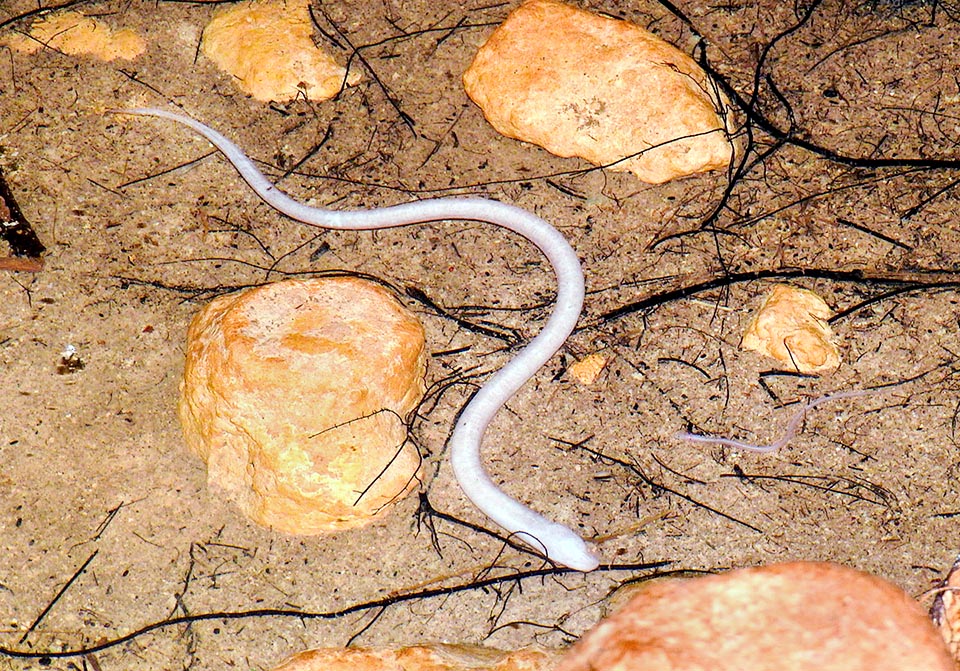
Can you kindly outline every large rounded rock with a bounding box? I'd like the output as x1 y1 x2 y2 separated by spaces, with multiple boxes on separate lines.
179 276 426 533
200 0 360 102
463 0 736 184
557 562 953 671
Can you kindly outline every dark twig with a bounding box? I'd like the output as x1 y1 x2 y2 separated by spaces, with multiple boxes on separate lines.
720 471 894 507
835 217 913 250
567 440 763 534
0 560 671 660
0 0 90 31
405 285 521 345
310 5 416 134
115 150 218 189
19 550 98 644
900 175 960 220
591 268 960 327
0 164 45 269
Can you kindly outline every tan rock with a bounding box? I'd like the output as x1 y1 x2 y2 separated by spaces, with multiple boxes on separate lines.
179 276 426 533
741 284 841 374
2 11 146 61
271 645 560 671
462 0 735 184
201 0 360 103
567 352 611 386
556 562 954 671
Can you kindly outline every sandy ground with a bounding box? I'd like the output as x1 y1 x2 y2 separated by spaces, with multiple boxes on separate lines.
2 0 960 669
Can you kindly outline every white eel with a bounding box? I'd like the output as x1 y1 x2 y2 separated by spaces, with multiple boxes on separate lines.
118 108 600 572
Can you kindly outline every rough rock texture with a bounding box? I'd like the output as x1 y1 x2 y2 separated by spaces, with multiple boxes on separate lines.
2 10 145 61
271 645 561 671
201 0 360 102
740 283 841 374
179 276 426 533
462 0 736 184
556 562 954 671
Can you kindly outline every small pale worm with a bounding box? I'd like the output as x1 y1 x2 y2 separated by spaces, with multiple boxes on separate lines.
677 387 885 453
115 108 600 572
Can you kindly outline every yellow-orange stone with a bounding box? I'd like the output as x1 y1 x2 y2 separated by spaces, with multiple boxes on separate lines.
2 11 145 61
557 562 954 671
568 352 611 386
179 277 426 533
741 284 841 374
463 0 736 184
271 645 560 671
201 0 360 102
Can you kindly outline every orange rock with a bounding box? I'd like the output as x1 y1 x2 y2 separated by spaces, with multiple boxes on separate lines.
3 11 145 61
741 284 841 374
557 562 954 671
271 645 560 671
179 277 426 533
463 0 736 184
567 352 611 386
201 0 360 102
